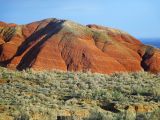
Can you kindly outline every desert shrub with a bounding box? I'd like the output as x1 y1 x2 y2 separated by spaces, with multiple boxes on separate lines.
65 98 78 105
91 89 112 100
78 89 93 99
14 113 30 120
0 69 14 80
130 84 156 97
149 108 160 120
131 71 154 79
113 112 126 120
136 114 148 120
112 91 124 101
92 30 110 43
85 108 113 120
151 87 160 97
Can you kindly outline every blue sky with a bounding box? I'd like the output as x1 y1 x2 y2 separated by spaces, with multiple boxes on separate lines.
1 0 160 38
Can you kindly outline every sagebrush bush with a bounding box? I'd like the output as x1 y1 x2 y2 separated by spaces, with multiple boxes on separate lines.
0 67 159 120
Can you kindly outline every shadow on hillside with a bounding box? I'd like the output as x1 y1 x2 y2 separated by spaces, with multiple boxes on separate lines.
140 46 154 71
15 20 64 70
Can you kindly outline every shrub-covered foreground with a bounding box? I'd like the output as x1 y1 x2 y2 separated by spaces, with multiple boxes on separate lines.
0 67 159 120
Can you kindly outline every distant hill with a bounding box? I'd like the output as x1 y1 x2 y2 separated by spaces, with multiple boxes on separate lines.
0 18 160 74
140 38 160 48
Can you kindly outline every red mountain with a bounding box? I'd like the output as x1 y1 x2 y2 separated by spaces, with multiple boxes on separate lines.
0 18 160 74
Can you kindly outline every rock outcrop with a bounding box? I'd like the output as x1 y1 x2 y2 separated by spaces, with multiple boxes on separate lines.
0 18 160 74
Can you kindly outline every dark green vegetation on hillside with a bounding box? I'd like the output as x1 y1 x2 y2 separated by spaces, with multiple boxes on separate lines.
0 67 160 120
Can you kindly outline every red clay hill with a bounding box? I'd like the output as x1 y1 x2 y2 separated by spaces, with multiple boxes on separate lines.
0 18 160 74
